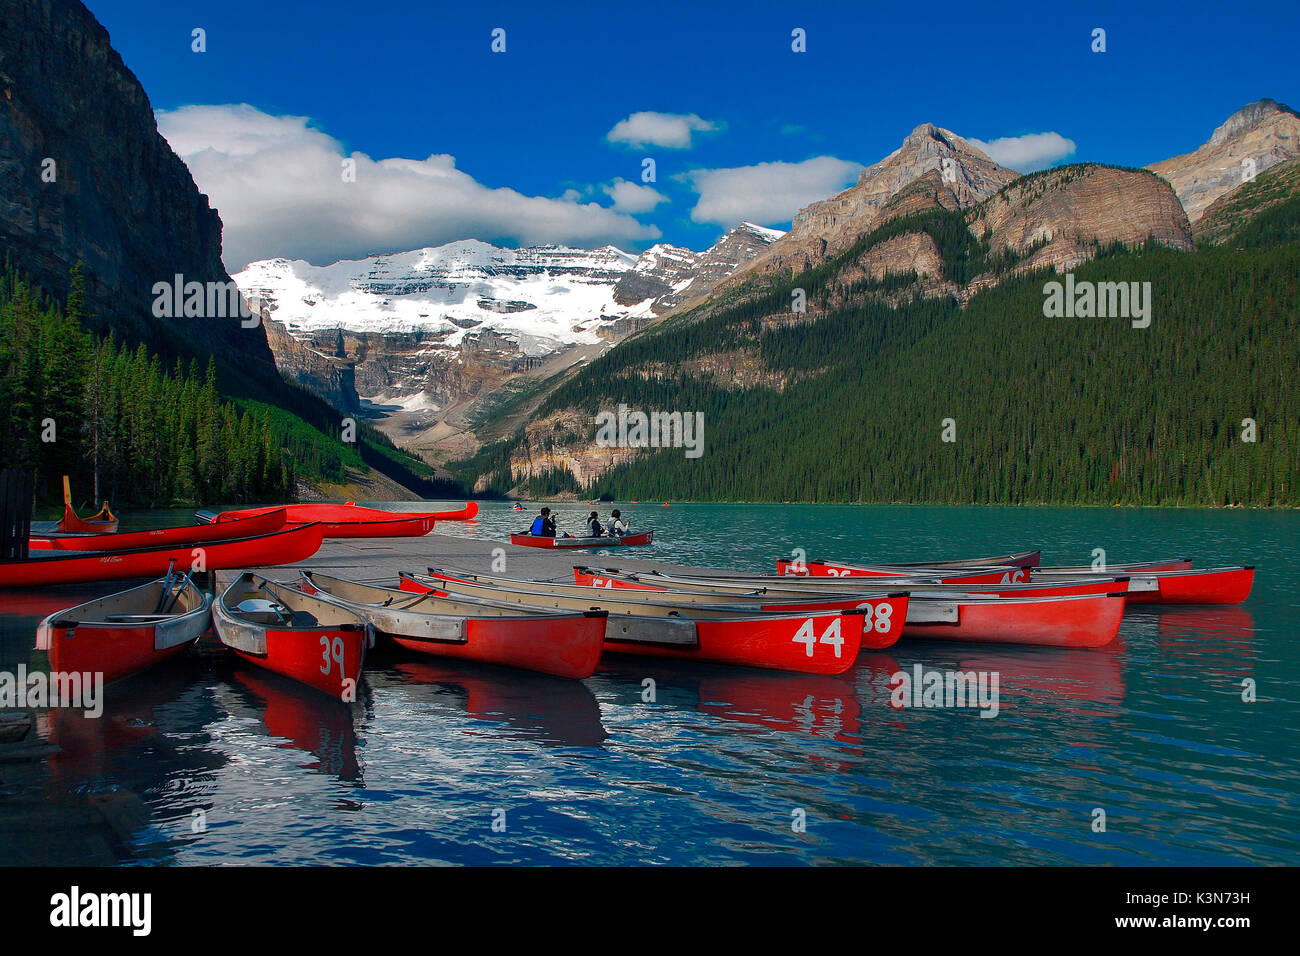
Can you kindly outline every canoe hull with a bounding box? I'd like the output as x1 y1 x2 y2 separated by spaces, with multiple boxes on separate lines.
225 627 367 699
34 578 211 684
300 571 605 679
903 594 1126 648
209 501 477 533
58 503 118 535
213 573 368 699
603 609 867 676
31 510 287 551
0 524 324 588
573 566 1124 601
1126 567 1254 605
778 550 1041 576
389 616 605 679
403 571 890 671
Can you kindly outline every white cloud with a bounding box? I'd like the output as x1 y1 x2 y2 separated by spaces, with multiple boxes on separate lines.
966 132 1076 172
606 111 719 149
686 157 863 228
602 178 668 213
158 103 660 270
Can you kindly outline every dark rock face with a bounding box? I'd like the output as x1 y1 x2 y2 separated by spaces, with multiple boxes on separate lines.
0 0 274 371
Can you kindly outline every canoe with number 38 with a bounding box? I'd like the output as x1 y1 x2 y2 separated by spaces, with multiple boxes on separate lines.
400 570 911 674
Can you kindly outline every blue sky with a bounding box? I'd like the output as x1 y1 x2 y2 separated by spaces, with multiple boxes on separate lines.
89 0 1298 268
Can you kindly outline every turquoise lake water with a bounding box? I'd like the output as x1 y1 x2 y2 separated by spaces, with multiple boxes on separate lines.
1 502 1296 865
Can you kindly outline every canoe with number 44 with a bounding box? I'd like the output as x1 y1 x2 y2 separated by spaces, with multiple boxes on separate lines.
399 571 908 674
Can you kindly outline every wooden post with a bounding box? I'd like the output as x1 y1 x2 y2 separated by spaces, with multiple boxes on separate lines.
0 469 34 560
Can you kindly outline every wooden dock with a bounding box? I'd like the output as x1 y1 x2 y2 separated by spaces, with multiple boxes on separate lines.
224 531 696 587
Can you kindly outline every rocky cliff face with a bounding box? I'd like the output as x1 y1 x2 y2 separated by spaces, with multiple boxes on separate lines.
0 0 274 371
244 226 783 460
1194 156 1300 245
728 124 1019 282
1148 99 1300 222
974 164 1193 276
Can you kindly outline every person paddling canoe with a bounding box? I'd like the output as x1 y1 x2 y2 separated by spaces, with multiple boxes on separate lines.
585 511 605 537
606 509 629 537
529 507 557 537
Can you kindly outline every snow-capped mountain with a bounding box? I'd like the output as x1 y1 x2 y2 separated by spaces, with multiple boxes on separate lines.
236 224 783 452
236 241 649 357
238 223 784 354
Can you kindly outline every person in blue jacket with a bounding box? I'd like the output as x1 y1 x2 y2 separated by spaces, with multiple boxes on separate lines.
529 507 557 537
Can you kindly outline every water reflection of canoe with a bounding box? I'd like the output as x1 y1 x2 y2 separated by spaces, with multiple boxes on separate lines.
388 660 607 747
228 669 363 782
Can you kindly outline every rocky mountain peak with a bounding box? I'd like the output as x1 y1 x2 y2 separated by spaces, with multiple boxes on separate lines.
1208 98 1299 146
1148 97 1300 222
718 123 1017 285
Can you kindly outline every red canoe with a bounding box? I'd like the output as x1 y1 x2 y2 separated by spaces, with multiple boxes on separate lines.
509 531 654 549
57 502 119 535
901 592 1126 648
425 567 911 651
777 550 1041 576
30 510 287 551
35 577 211 684
208 501 477 536
300 572 606 679
213 573 370 699
0 524 324 588
401 571 894 671
572 566 1130 601
1122 566 1255 605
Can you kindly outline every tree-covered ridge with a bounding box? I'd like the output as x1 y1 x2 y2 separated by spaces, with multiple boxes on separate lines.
460 197 1300 506
0 263 462 506
0 264 293 506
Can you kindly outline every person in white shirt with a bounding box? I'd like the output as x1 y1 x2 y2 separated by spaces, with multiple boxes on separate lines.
606 509 629 537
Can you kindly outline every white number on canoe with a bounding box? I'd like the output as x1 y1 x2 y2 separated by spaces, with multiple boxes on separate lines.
320 635 345 675
792 617 844 658
862 601 895 634
827 568 853 577
999 569 1029 584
